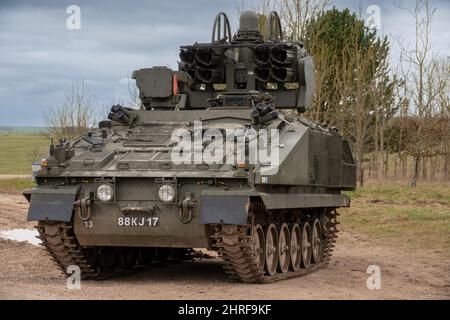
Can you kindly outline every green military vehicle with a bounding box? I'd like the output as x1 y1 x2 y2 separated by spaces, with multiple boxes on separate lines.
25 10 356 283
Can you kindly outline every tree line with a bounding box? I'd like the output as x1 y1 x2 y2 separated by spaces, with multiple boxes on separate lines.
246 0 449 187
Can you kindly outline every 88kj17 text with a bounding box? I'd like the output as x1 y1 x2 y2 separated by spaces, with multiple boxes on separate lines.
117 217 159 227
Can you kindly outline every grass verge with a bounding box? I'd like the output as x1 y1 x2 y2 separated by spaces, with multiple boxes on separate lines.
342 184 450 257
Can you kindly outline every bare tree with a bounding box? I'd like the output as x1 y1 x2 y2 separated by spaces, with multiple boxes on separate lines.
126 77 141 110
44 81 97 141
238 0 332 41
337 24 377 187
395 0 447 187
278 0 333 41
28 147 47 164
437 58 450 180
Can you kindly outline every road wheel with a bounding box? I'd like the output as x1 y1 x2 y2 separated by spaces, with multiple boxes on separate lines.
300 221 312 268
277 223 290 273
312 218 323 263
264 223 279 276
290 223 301 271
251 224 265 271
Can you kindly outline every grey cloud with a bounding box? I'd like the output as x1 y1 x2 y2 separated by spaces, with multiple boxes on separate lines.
0 0 242 126
0 0 448 126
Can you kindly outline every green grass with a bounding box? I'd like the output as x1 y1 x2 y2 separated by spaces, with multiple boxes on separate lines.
346 184 450 205
342 184 450 257
0 134 49 174
0 178 36 192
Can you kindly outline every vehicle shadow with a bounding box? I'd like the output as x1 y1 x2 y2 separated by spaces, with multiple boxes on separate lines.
96 258 231 284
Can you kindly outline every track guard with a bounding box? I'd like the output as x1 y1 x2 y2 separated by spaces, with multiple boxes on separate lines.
26 186 79 222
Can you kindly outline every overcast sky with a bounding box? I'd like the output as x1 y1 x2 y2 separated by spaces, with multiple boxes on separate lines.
0 0 449 126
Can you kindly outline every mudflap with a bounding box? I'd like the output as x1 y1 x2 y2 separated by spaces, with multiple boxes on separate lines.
26 186 79 222
199 196 249 226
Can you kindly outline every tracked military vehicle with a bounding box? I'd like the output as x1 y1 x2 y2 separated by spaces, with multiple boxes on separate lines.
24 11 356 283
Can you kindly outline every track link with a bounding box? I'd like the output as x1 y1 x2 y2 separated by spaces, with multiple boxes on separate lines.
36 221 99 279
211 206 339 283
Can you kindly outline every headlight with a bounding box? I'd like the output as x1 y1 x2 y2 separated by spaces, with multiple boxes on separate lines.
158 184 176 202
97 184 114 202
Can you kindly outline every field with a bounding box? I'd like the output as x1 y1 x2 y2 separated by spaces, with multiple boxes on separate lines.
0 126 47 134
0 134 49 174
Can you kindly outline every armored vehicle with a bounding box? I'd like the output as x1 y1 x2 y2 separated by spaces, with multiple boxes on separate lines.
25 11 356 283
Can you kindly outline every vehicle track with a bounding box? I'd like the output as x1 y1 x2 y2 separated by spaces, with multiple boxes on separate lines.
211 202 339 283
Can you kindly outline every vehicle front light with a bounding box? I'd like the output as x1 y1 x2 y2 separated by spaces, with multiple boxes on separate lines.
97 184 114 202
158 184 176 202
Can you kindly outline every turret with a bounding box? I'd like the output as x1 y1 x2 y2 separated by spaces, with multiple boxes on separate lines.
133 10 316 112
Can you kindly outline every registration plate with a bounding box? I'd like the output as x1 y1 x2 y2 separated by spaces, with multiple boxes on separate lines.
117 217 159 227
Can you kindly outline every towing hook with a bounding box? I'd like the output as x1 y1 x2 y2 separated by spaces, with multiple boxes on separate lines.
177 193 197 224
75 198 92 221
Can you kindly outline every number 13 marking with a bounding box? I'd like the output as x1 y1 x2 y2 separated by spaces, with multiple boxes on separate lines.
84 220 93 229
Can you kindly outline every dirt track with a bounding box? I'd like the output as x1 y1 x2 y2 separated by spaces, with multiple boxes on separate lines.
0 192 449 300
0 174 30 180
